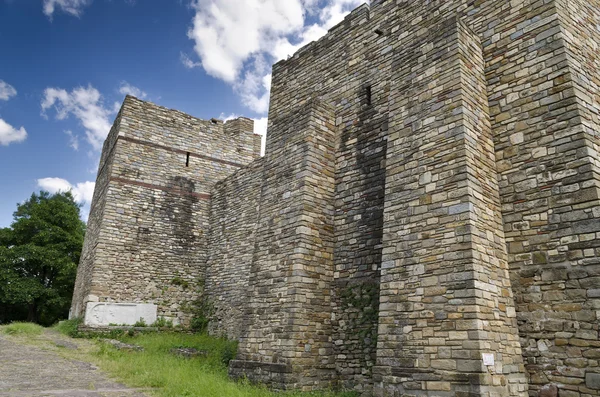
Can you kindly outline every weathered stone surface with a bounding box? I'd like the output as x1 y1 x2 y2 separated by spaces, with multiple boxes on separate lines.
84 303 157 327
587 373 600 390
102 339 144 352
539 384 558 397
169 348 208 359
230 100 337 390
204 159 264 340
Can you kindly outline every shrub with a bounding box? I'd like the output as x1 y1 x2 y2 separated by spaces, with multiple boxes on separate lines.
152 317 174 328
171 277 190 289
220 341 238 365
54 318 83 337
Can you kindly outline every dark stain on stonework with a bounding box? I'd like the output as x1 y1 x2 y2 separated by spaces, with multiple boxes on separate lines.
333 82 388 386
164 176 198 253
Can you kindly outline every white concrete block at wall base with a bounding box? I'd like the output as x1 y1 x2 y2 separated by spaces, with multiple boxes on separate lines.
84 302 157 326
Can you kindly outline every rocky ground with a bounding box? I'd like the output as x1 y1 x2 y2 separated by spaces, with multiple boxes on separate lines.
0 330 150 397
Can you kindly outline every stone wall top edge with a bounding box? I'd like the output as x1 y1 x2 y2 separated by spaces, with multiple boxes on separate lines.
122 95 251 128
272 2 372 71
224 116 254 123
271 0 468 73
223 117 262 137
97 107 124 175
268 96 335 123
212 156 265 190
328 3 371 34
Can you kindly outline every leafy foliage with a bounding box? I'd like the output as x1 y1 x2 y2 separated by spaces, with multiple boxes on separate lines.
0 191 86 326
190 294 214 333
54 318 83 337
180 278 215 333
152 317 174 328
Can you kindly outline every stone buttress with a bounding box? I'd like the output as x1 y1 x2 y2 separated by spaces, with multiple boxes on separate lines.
373 16 527 397
229 100 337 390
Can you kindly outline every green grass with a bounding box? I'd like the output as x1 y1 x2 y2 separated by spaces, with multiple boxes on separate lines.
54 318 83 337
90 332 356 397
7 320 355 397
0 322 44 336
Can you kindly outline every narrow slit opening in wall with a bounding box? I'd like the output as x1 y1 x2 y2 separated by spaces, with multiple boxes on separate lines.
365 85 372 106
186 152 190 167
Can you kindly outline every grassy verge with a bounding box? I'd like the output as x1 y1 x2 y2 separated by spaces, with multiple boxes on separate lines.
50 320 355 397
0 322 44 336
54 318 83 337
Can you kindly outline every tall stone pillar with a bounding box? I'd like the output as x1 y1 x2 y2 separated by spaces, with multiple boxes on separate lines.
469 1 600 394
229 99 337 390
374 17 528 397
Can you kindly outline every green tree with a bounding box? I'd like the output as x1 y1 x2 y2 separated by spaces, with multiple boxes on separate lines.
0 191 85 325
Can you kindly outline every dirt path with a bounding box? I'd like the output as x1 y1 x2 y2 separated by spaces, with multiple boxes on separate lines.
0 331 150 397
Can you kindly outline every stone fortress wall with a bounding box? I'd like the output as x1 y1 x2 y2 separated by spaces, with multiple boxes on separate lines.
71 0 600 396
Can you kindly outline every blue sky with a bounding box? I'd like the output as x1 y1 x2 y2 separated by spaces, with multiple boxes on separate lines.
0 0 363 227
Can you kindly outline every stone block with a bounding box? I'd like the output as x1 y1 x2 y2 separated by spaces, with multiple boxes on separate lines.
456 359 484 373
84 302 157 327
539 384 558 397
586 373 600 390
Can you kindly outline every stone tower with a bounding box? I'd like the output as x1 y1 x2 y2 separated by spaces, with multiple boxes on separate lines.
69 96 261 326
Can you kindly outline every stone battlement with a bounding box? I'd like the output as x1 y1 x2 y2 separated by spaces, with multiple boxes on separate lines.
72 1 600 396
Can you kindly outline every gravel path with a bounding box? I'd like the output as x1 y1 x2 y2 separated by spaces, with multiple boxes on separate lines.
0 331 150 397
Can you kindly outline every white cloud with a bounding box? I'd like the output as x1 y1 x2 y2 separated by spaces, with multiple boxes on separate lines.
181 52 202 69
254 117 268 156
218 112 239 121
37 178 95 222
43 0 92 19
235 59 271 113
0 82 27 146
88 155 101 174
41 85 114 151
187 0 305 83
65 130 79 150
118 81 147 99
0 80 17 101
0 118 27 146
37 178 95 204
42 0 134 19
186 0 363 114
